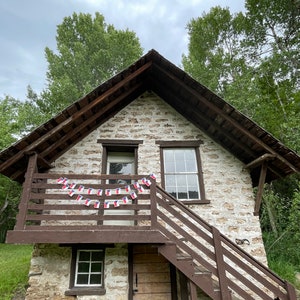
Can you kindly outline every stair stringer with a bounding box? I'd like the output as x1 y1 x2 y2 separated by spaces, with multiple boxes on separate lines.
158 242 231 300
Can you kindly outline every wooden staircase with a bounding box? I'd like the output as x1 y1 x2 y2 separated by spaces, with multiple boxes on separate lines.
154 186 297 300
158 242 231 300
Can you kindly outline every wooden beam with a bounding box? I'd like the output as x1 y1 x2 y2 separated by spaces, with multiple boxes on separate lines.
6 229 168 244
15 153 38 230
25 151 53 169
254 161 268 216
244 153 276 170
40 81 145 159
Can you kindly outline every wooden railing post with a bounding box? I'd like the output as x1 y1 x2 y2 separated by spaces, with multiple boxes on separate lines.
150 178 157 229
15 153 38 230
285 281 297 300
212 226 231 300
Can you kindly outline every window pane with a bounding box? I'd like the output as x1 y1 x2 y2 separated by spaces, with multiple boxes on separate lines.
164 149 174 161
187 174 198 185
92 251 103 261
77 274 89 285
164 161 175 172
90 274 101 285
188 189 199 199
78 262 89 273
174 150 185 162
177 186 188 199
165 174 176 186
175 159 185 172
79 251 90 261
177 175 187 187
91 262 102 272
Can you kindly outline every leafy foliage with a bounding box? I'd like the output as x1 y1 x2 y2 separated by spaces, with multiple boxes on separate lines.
0 175 21 243
34 12 143 118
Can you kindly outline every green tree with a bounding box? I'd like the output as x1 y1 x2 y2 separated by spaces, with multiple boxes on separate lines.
182 6 256 115
34 12 143 118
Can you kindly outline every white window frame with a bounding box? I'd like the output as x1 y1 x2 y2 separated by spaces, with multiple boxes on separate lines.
75 249 104 287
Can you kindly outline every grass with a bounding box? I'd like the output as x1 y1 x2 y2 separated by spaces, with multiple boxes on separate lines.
263 232 300 290
0 244 32 300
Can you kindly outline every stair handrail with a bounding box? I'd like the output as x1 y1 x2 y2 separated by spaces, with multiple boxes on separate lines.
155 185 296 300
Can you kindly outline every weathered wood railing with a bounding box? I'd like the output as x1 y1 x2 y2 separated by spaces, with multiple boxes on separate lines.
8 168 297 299
15 172 157 230
155 186 297 300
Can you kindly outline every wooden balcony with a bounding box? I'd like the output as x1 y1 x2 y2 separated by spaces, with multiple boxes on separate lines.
7 170 166 244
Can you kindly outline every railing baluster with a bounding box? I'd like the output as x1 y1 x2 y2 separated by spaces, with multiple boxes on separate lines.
149 178 157 229
15 153 38 230
212 227 231 300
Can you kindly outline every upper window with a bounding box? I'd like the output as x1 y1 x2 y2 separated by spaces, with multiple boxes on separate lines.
157 140 208 204
163 148 200 200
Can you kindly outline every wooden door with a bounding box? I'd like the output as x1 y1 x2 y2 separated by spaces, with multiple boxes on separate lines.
131 244 172 300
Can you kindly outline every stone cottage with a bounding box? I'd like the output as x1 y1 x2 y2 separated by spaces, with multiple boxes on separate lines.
1 50 299 300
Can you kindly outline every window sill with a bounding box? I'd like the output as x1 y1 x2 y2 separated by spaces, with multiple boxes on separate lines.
181 199 211 205
65 287 106 296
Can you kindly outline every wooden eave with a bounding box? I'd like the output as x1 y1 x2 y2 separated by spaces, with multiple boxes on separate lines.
0 49 299 185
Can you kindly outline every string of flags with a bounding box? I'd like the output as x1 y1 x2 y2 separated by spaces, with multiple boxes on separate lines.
56 174 156 209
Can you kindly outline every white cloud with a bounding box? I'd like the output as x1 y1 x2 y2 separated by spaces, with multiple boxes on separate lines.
0 0 245 100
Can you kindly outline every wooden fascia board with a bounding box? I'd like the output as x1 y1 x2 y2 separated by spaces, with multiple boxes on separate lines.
151 63 299 174
39 81 145 159
0 61 152 175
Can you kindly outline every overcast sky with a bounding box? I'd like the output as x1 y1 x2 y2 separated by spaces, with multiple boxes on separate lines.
0 0 245 100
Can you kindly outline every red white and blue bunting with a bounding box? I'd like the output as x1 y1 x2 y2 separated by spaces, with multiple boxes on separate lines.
56 174 156 209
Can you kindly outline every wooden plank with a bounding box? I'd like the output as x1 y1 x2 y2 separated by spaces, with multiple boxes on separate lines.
27 204 151 211
15 153 38 230
25 214 151 221
133 263 170 273
133 253 168 263
135 283 171 293
6 229 168 244
254 161 268 215
136 272 171 283
133 294 172 300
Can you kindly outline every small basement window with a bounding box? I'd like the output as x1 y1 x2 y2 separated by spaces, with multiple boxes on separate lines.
65 247 106 296
75 250 104 287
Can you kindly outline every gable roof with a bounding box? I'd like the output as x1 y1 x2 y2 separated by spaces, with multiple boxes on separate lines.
1 49 300 185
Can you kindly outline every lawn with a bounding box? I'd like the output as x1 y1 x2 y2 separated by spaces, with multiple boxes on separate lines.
0 244 32 300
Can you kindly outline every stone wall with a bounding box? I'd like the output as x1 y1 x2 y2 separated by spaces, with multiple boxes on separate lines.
26 244 128 300
25 92 268 299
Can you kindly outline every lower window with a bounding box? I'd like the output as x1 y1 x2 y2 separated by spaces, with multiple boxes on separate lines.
75 250 104 287
65 246 106 296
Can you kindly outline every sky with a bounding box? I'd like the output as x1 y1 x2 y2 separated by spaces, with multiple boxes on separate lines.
0 0 245 100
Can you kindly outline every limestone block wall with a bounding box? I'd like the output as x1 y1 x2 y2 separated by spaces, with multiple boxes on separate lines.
52 92 266 264
26 244 128 300
25 92 268 299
